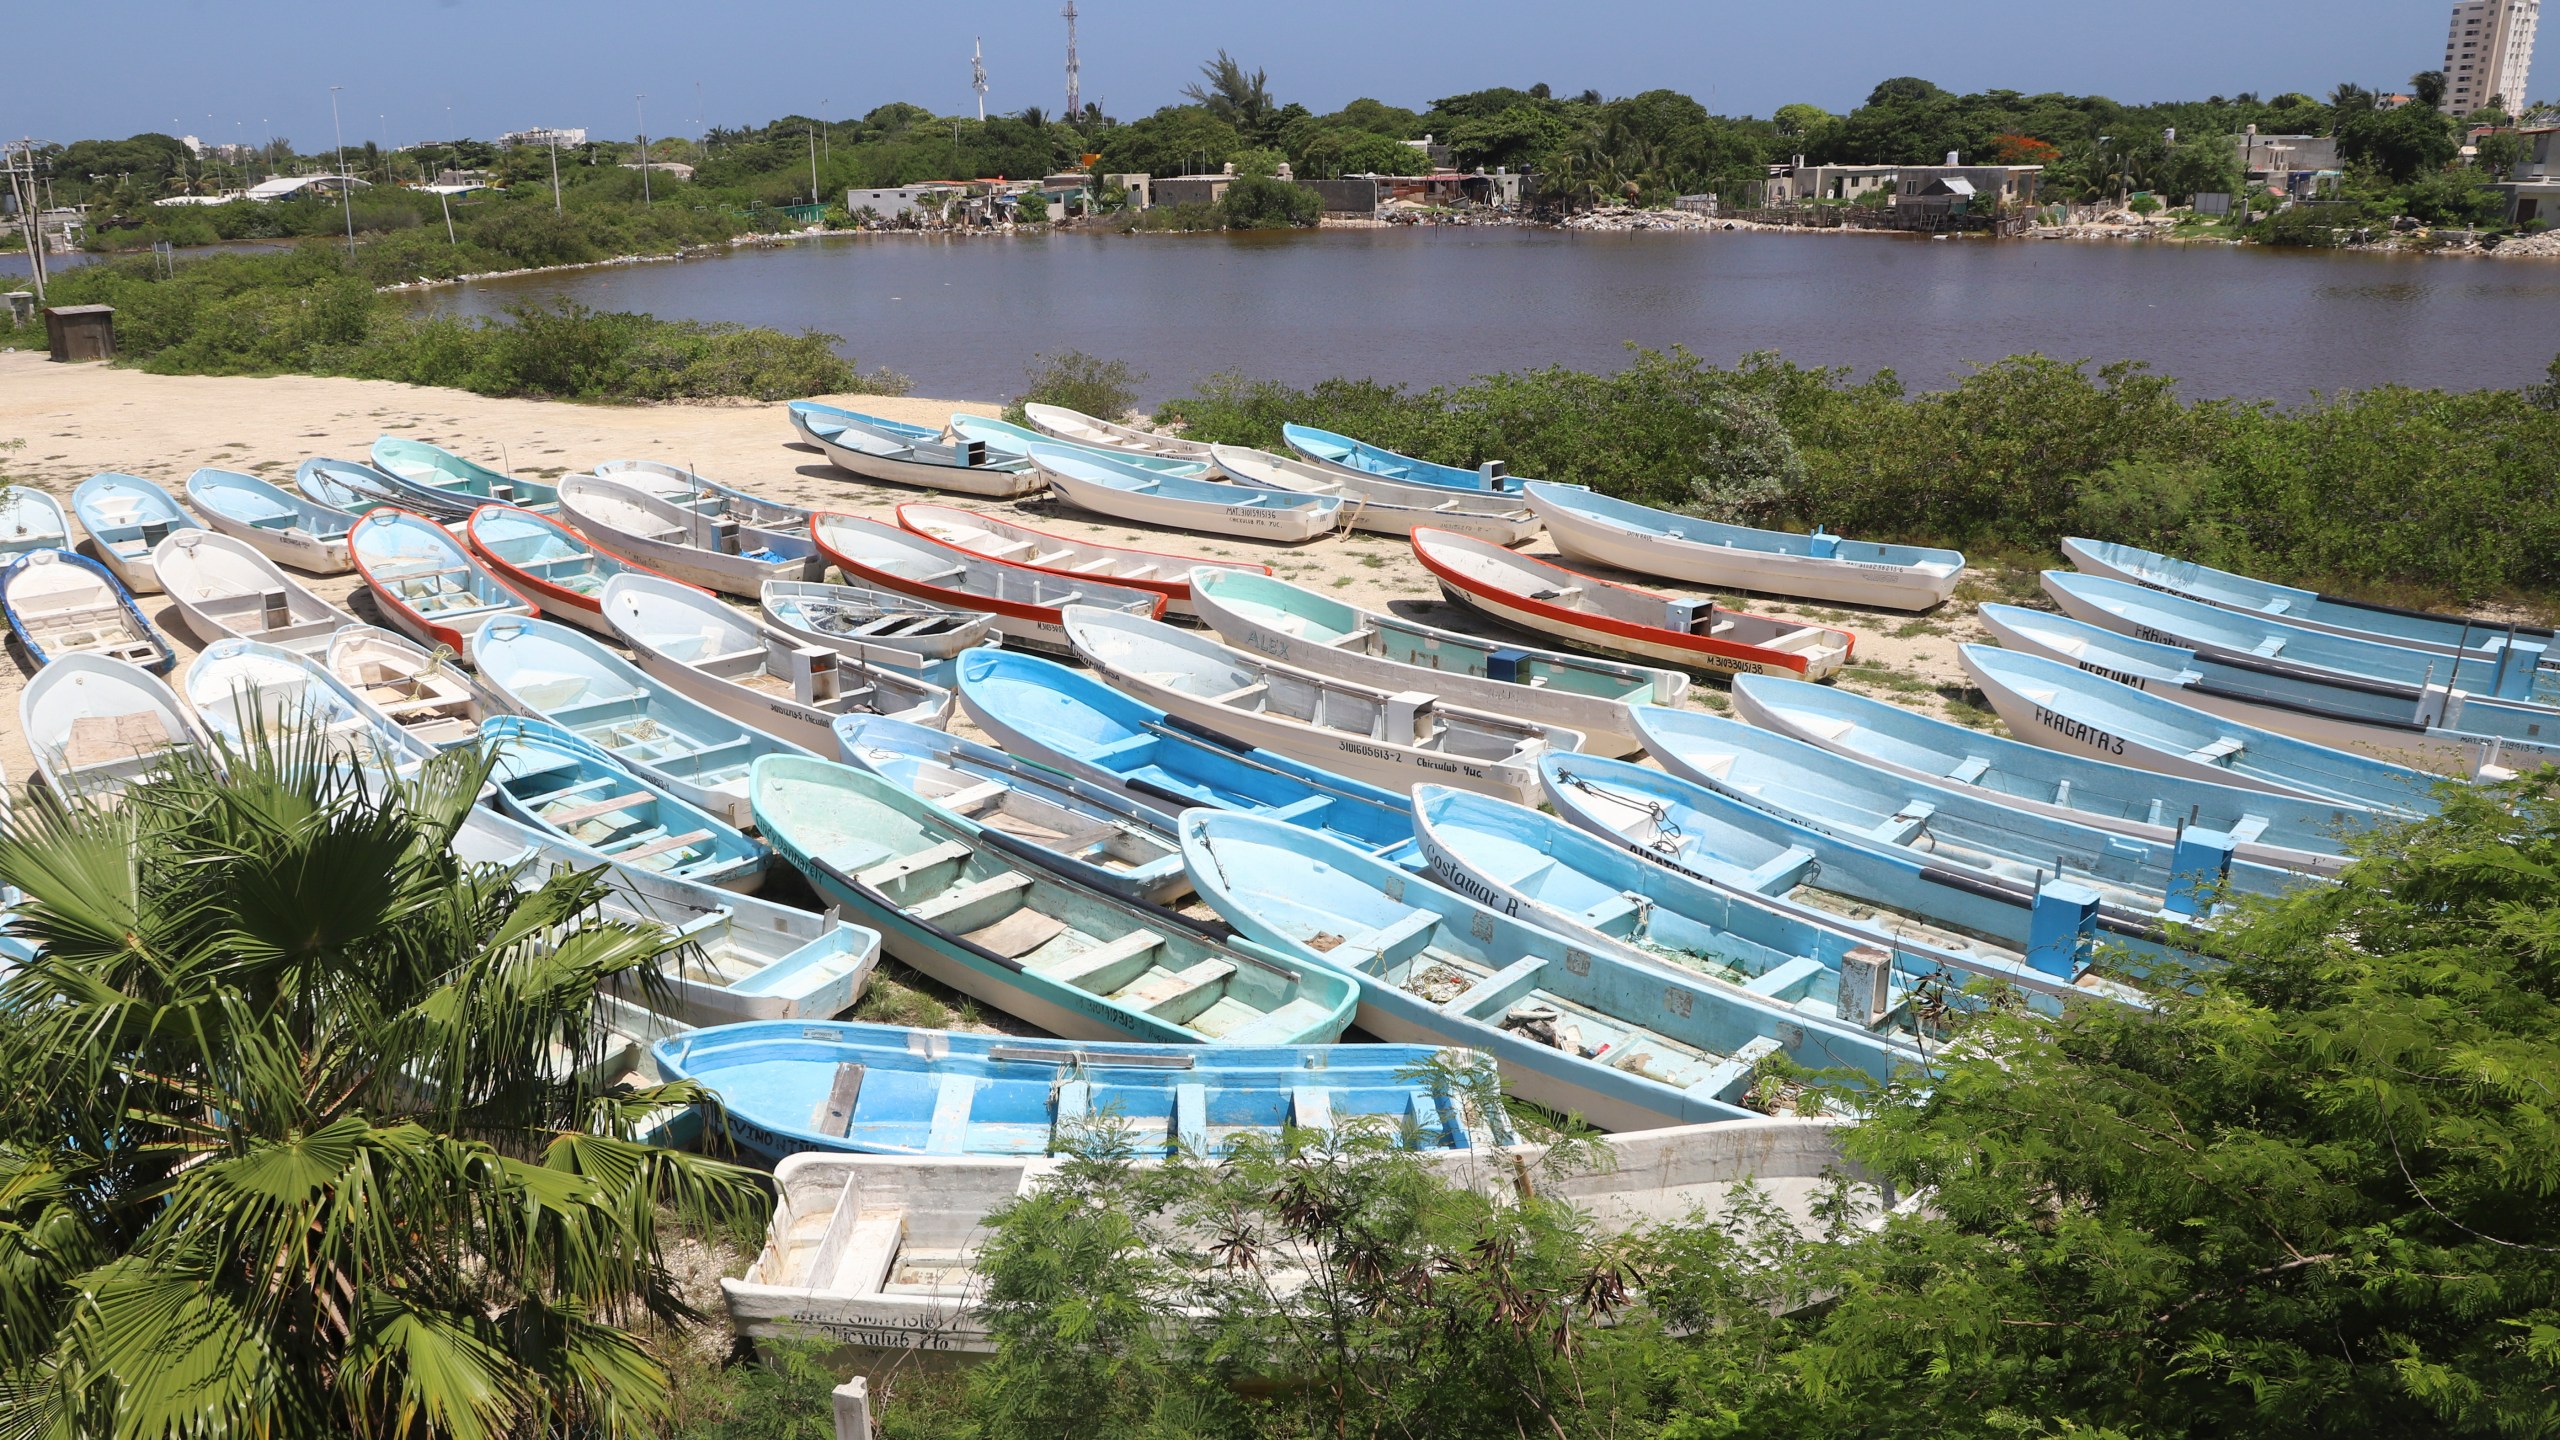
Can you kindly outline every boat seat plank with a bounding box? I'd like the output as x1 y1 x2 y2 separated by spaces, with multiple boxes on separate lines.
1292 1085 1332 1132
1948 755 1993 785
1262 794 1336 823
857 839 975 888
1441 955 1548 1016
1744 955 1826 997
1043 819 1125 855
814 1062 865 1136
1039 928 1166 987
1686 1035 1786 1103
958 900 1064 957
1580 891 1648 936
1362 908 1442 964
2187 737 2246 765
1210 681 1270 707
937 778 1012 813
1869 801 1936 846
62 715 176 770
1738 845 1820 894
925 1073 978 1154
2229 814 2271 843
1130 959 1237 1015
825 1213 908 1295
543 792 653 826
614 828 714 863
915 870 1039 925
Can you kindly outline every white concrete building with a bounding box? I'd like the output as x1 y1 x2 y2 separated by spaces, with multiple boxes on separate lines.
497 126 588 150
2444 0 2540 115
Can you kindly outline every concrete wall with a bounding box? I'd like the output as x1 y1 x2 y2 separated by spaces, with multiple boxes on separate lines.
1302 178 1380 216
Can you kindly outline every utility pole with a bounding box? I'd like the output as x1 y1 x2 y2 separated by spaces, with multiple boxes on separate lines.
1062 0 1081 121
548 132 563 214
6 140 47 302
636 94 652 206
973 38 988 122
808 125 820 206
328 85 356 256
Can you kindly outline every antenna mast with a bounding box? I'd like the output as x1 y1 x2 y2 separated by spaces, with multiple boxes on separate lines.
973 37 988 122
1062 0 1081 120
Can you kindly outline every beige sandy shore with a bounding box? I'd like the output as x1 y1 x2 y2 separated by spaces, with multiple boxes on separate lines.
0 351 1998 786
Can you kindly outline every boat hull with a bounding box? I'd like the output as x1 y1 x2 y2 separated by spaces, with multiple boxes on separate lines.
792 406 1046 498
1533 488 1959 611
895 503 1268 620
1039 464 1340 544
1413 563 1798 676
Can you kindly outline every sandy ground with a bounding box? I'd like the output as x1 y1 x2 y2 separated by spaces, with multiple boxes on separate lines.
0 350 2006 788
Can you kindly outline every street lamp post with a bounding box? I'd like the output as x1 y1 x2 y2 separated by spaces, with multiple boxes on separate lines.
549 133 563 215
637 94 652 207
328 85 356 256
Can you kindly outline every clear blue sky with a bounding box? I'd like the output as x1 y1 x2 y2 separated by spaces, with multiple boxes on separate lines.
11 0 2454 147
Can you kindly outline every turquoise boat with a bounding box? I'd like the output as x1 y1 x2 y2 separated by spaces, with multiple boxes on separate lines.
1282 423 1519 493
954 647 1423 868
754 755 1360 1046
1181 811 1919 1132
1026 443 1342 542
654 1020 1500 1161
370 436 560 511
952 414 1212 478
484 715 771 893
1731 673 2371 877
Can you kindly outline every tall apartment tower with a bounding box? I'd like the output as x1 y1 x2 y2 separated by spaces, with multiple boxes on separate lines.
2442 0 2539 114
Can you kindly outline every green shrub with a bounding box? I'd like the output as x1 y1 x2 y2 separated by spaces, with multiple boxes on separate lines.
1003 349 1146 425
1217 174 1321 229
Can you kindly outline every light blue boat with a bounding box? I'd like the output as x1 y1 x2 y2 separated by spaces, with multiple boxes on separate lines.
756 755 1360 1046
954 647 1423 868
592 459 812 527
1731 674 2373 877
2046 570 2554 705
788 402 1042 497
1181 811 1921 1132
464 502 662 634
1282 423 1519 493
71 472 200 593
484 715 770 893
0 486 71 562
470 614 814 829
295 457 419 517
185 467 358 575
1960 643 2448 814
654 1021 1501 1162
1536 752 2170 993
1977 605 2556 782
1026 443 1343 541
1633 707 2313 927
1413 784 2006 1038
2063 536 2556 665
1525 480 1965 611
953 414 1212 478
836 714 1189 905
371 436 560 511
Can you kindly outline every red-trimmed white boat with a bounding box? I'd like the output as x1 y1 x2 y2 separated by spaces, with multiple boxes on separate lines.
347 509 538 661
1409 528 1855 679
464 504 690 636
810 513 1161 654
894 503 1268 620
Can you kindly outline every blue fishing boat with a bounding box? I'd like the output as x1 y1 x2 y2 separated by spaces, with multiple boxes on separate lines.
1961 643 2447 813
754 755 1361 1045
70 472 199 594
953 647 1423 868
1732 674 2372 877
1 548 176 673
1537 752 2168 995
186 467 358 575
1026 443 1342 542
347 509 537 661
295 457 422 517
1181 811 1919 1132
484 716 771 892
1526 481 1964 611
2063 536 2556 665
952 414 1212 479
1413 785 1986 1040
465 502 669 636
836 714 1189 904
370 436 560 511
1633 707 2311 925
1283 423 1520 493
654 1020 1498 1161
788 401 1043 498
471 614 814 828
1978 605 2554 781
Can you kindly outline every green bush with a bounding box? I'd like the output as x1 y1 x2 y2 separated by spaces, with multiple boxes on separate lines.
1003 349 1146 425
1217 174 1321 229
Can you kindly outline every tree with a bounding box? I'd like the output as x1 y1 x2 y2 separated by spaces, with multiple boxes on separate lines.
2476 130 2529 178
1182 51 1279 142
0 730 765 1438
2413 69 2449 110
1217 173 1320 229
1772 103 1834 138
1094 105 1245 179
2337 101 2460 182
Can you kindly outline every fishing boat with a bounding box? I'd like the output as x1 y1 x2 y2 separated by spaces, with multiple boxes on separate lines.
1527 482 1965 612
464 503 671 635
755 755 1361 1044
1 548 176 673
759 578 994 677
1537 753 2161 999
1283 423 1519 493
2044 569 2558 706
788 402 1044 497
453 802 878 1027
954 647 1424 866
20 655 204 803
1027 443 1344 543
599 572 954 751
1067 607 1579 805
347 509 537 660
1187 568 1682 759
323 624 512 754
1209 444 1544 545
592 459 813 528
1411 528 1855 678
0 487 71 563
811 513 1160 654
484 716 770 892
837 714 1188 905
896 502 1270 620
1181 811 1916 1132
556 475 821 599
1022 400 1216 458
1414 784 1974 1039
2062 536 2558 664
952 414 1212 479
1959 643 2446 813
369 436 559 511
182 638 418 769
151 530 358 653
1978 604 2560 777
1731 674 2371 876
71 473 199 594
296 457 423 517
471 615 814 827
657 1021 1487 1163
1629 707 2307 925
183 468 357 575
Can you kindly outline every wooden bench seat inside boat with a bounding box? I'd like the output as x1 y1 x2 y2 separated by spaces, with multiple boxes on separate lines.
62 714 176 770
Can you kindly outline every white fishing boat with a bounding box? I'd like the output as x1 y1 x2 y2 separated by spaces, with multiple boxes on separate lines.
788 402 1044 497
759 579 997 672
71 473 199 594
1 549 177 673
183 638 419 773
151 530 358 654
1526 482 1966 611
896 502 1269 620
599 572 954 752
555 475 821 599
591 460 813 528
323 625 514 755
20 655 206 804
1029 443 1343 542
1064 606 1580 805
183 468 358 575
812 513 1161 654
1210 444 1544 545
1021 401 1216 458
0 487 72 563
